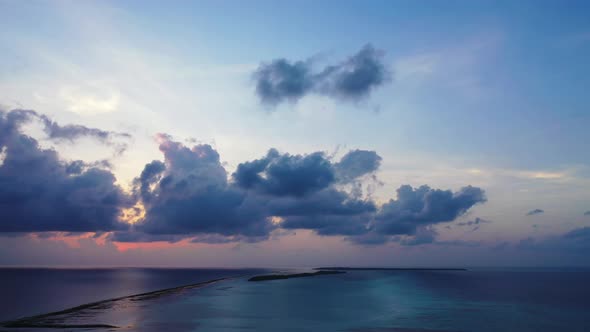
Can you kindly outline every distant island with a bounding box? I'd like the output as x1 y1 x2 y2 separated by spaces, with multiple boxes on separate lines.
315 267 468 271
248 270 345 282
248 267 467 282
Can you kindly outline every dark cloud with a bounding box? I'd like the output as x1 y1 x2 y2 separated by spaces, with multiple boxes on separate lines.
232 149 335 197
373 185 487 236
129 140 379 241
334 149 382 183
315 44 391 100
3 109 131 154
254 44 391 105
190 233 271 244
399 227 437 246
230 149 380 237
526 209 544 216
456 217 491 232
108 232 185 243
100 139 486 244
433 240 482 247
279 212 373 237
276 183 485 241
584 211 590 216
134 160 166 203
233 148 381 198
268 188 376 218
254 59 313 104
130 135 276 240
0 109 132 233
65 159 112 175
1 109 487 247
517 227 590 253
456 217 491 227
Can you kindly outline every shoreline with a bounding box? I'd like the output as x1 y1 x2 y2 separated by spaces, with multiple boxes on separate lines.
0 276 234 329
315 267 468 271
248 270 346 282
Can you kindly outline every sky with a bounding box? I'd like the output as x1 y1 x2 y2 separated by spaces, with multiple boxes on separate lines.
0 0 589 267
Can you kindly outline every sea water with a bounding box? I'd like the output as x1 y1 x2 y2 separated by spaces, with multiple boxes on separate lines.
1 268 589 331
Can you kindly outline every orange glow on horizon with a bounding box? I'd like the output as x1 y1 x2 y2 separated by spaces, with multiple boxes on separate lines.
113 238 201 252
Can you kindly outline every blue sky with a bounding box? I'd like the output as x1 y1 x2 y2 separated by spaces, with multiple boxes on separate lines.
0 0 589 267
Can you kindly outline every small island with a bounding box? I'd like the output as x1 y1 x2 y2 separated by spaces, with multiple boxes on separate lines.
248 270 345 282
315 267 467 271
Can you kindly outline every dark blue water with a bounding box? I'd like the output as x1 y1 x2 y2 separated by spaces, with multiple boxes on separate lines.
0 267 266 321
1 268 589 331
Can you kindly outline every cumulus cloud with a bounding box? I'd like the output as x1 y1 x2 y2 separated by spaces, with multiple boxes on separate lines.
232 148 381 197
254 44 391 105
334 149 382 183
315 45 390 100
373 185 487 236
274 182 485 241
134 160 166 203
228 148 382 237
232 149 335 197
1 109 486 247
526 209 544 216
129 135 276 240
126 141 380 241
0 109 132 233
254 59 313 104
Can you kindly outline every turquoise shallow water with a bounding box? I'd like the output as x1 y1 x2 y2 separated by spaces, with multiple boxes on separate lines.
2 268 590 331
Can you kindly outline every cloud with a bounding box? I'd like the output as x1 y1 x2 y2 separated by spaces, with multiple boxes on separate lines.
275 183 485 242
373 185 487 236
108 232 185 243
517 227 590 254
334 149 382 183
128 141 378 241
456 217 491 227
346 232 390 246
526 209 544 216
278 203 373 237
2 109 131 154
232 149 335 197
233 148 381 197
1 110 486 247
129 135 276 240
399 226 437 246
134 160 166 203
278 205 375 236
315 44 391 100
584 211 590 216
111 139 485 244
0 109 132 233
433 240 481 247
456 217 492 232
254 59 313 104
229 148 381 237
254 44 391 105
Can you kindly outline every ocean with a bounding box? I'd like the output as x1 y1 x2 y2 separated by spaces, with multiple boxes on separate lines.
1 267 589 331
